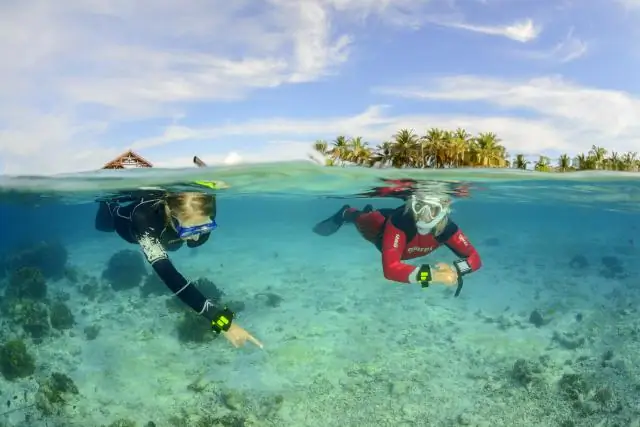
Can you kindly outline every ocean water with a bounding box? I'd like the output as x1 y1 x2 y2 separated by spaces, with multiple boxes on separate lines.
0 161 639 427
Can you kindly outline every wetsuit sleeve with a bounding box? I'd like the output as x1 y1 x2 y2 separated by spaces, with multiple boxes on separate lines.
439 221 482 275
131 213 222 322
380 222 420 284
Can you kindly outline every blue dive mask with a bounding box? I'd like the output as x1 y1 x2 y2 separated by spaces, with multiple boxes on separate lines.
172 218 217 239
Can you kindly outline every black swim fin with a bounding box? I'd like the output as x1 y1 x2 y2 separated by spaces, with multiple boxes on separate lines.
313 205 350 236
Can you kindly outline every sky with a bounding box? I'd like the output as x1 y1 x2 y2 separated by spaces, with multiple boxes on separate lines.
1 0 640 175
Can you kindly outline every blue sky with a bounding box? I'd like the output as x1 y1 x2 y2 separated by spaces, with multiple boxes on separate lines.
1 0 640 174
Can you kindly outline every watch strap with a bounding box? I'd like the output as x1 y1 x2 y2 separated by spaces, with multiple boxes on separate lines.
416 264 432 288
210 306 234 333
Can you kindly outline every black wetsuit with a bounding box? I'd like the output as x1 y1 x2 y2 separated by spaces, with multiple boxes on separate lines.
95 195 221 322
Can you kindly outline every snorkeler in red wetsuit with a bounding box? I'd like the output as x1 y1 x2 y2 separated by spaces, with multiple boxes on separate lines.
313 192 481 295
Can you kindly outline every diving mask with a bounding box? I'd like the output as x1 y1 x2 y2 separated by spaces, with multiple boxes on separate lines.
409 195 449 233
172 217 217 239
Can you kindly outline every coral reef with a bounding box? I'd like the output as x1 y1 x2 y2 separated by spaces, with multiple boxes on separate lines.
140 272 166 297
255 292 283 308
194 278 224 303
79 276 102 301
528 309 547 327
167 278 248 344
3 240 68 280
5 267 47 300
35 372 80 416
1 266 78 340
84 324 101 340
600 255 626 279
510 358 544 388
0 339 36 381
6 300 51 340
164 387 283 427
102 250 148 291
49 301 75 330
568 255 588 270
103 418 137 427
176 312 217 344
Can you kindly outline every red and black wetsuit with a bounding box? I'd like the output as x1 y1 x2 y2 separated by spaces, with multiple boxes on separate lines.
344 206 481 283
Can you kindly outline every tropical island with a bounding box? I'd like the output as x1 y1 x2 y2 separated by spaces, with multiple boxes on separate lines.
312 128 639 172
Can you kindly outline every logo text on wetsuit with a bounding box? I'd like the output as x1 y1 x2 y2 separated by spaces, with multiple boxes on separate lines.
393 234 400 248
407 246 434 254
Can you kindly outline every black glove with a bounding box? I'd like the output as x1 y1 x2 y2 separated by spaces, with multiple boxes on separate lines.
415 264 432 288
209 306 234 333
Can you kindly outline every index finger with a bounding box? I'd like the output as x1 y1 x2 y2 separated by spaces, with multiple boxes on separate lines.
247 334 264 349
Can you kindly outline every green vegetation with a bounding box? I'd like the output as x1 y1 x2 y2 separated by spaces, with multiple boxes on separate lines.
312 128 639 172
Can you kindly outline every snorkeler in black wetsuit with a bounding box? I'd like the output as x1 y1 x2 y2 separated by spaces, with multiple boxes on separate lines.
95 191 263 349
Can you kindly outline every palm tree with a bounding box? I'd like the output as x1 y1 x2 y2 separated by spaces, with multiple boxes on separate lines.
473 132 505 167
450 128 471 167
347 136 372 166
369 141 394 167
312 140 335 166
534 156 551 172
330 136 351 165
588 145 607 170
422 128 449 168
557 154 571 172
309 127 639 173
513 154 529 170
389 129 420 168
621 152 638 171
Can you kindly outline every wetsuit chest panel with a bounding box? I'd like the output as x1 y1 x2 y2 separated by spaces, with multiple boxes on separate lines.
112 199 184 250
386 208 450 260
402 233 441 260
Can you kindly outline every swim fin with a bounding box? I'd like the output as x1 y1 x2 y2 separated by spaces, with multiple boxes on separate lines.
313 205 350 236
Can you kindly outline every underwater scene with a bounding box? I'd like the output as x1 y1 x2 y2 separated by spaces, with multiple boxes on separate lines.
0 162 639 427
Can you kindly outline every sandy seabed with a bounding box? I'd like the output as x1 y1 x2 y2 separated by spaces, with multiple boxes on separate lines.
1 227 639 427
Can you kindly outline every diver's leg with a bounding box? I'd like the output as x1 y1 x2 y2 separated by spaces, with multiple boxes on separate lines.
312 205 352 236
95 201 116 232
313 204 382 237
352 209 387 243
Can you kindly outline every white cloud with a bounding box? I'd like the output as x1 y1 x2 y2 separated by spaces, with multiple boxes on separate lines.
617 0 640 8
129 109 568 167
151 141 316 169
0 0 360 174
519 28 588 63
373 75 640 153
139 75 640 167
436 18 541 42
0 0 615 175
4 0 498 175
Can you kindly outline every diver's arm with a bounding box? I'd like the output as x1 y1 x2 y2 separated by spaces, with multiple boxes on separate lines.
380 224 423 284
135 230 232 330
440 221 482 276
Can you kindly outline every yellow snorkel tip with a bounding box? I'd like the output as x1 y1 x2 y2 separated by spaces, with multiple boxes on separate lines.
192 180 230 190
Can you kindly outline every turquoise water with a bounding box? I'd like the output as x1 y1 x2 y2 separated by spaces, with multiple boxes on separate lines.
0 161 639 427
